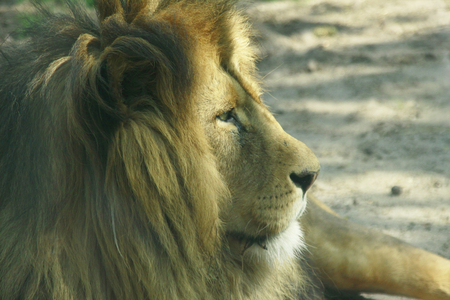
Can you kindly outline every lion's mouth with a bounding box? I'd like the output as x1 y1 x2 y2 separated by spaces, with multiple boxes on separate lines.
243 235 268 252
226 232 269 255
226 221 304 263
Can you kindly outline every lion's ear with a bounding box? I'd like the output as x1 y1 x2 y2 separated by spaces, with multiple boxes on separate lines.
96 0 148 24
69 4 193 135
97 0 123 21
96 30 191 113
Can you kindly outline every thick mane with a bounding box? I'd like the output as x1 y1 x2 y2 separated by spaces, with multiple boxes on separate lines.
0 1 233 299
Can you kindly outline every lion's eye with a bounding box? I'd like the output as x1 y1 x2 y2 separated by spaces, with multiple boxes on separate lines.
217 108 235 123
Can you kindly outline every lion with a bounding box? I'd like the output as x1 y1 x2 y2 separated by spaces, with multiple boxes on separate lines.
0 0 449 299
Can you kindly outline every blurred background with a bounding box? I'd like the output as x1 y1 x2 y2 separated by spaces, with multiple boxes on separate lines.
2 1 449 299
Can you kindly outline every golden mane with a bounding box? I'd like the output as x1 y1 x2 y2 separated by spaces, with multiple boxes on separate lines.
0 1 254 299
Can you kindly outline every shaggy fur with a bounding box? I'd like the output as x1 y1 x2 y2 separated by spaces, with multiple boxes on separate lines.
0 1 312 299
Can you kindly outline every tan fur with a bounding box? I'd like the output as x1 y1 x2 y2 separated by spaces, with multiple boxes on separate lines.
1 1 449 300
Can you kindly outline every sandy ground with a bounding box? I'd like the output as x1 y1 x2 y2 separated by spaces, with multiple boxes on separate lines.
1 1 449 299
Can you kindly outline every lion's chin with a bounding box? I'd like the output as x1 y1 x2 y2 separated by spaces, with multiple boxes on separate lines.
245 221 305 265
227 194 308 264
228 221 305 266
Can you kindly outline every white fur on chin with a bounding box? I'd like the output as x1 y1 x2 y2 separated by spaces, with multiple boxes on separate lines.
245 221 305 265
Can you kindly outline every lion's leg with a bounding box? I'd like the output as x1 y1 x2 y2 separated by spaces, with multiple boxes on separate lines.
301 195 450 300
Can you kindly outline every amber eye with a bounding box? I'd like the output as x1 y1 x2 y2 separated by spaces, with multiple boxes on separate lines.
217 108 235 123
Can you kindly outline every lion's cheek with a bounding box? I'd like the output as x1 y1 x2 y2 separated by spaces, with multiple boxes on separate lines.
226 188 305 238
251 189 305 234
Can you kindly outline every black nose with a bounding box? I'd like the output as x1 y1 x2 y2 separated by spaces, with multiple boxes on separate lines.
289 170 319 194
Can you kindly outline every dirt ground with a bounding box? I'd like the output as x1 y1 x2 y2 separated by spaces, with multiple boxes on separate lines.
1 1 449 299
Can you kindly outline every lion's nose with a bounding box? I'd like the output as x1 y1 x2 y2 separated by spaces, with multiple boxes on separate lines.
289 170 319 194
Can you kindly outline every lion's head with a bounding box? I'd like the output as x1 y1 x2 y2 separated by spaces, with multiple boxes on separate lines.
0 0 319 299
199 71 320 263
186 3 320 264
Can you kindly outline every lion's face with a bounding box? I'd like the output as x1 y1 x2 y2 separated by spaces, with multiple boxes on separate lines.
199 68 320 261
